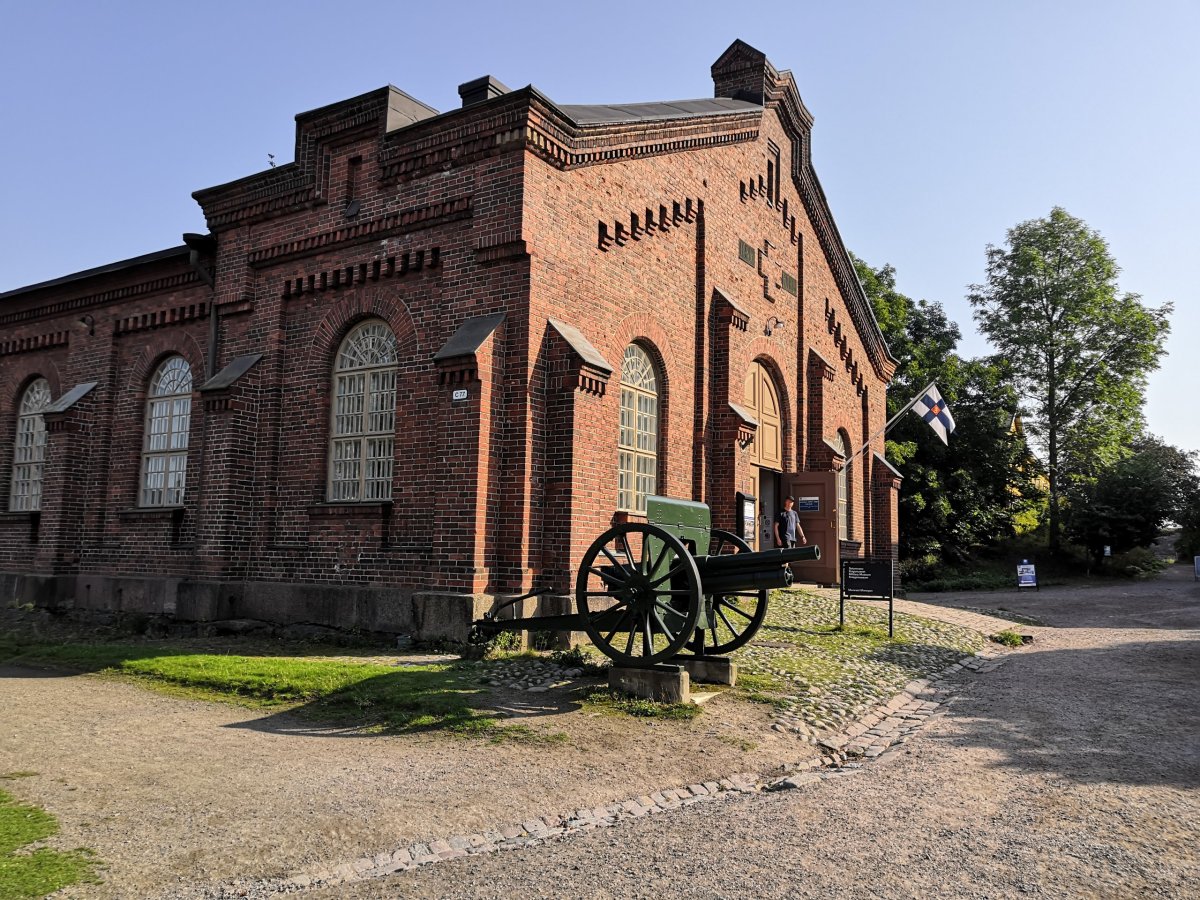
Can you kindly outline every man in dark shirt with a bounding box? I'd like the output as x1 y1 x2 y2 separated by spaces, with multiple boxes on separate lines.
774 495 807 548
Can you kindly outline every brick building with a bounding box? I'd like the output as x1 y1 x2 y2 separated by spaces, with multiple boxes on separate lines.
0 41 899 640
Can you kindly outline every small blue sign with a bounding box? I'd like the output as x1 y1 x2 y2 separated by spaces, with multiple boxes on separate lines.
795 497 820 512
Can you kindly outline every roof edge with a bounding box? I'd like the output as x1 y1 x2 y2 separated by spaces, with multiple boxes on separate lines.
1 245 191 301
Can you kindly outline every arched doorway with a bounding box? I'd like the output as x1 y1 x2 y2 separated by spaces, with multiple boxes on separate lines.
743 361 783 548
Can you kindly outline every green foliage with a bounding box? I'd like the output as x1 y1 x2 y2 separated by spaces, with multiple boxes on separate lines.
581 688 702 720
1065 437 1199 562
549 644 607 675
1174 486 1200 558
990 631 1025 647
854 253 1044 561
1106 546 1170 579
968 207 1173 548
0 789 99 899
0 640 531 739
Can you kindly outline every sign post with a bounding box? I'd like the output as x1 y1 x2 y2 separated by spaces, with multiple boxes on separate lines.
840 559 896 637
1194 556 1199 582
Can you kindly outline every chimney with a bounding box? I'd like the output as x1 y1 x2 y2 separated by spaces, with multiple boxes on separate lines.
458 75 511 108
711 39 775 104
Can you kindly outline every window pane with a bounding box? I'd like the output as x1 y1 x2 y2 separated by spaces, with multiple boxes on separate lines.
141 358 191 506
329 321 398 501
617 346 660 512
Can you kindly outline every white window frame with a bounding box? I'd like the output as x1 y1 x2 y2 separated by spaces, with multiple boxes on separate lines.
328 320 398 502
617 343 659 514
140 356 193 507
837 431 850 541
9 378 51 512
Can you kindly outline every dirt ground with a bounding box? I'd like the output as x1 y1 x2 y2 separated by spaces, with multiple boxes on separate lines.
5 565 1198 899
0 651 802 898
320 564 1200 899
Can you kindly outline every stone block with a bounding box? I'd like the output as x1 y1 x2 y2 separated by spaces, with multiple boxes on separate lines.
608 664 690 703
677 655 737 685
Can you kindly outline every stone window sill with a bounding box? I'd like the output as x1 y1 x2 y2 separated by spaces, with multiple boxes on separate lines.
308 501 394 520
119 506 184 521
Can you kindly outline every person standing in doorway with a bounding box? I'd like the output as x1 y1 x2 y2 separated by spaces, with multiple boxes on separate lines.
774 495 807 548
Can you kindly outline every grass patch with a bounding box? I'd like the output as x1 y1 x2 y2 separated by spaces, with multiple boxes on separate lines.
581 688 701 721
0 638 548 740
0 777 35 784
0 789 99 899
990 630 1026 647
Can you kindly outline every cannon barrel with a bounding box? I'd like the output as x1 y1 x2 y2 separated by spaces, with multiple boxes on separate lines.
701 567 794 594
695 543 820 576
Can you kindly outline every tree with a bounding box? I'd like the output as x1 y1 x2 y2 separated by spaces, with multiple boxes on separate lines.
1066 437 1198 564
968 208 1172 550
854 255 1044 563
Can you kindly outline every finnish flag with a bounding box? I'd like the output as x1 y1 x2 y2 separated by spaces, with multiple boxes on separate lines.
912 385 956 445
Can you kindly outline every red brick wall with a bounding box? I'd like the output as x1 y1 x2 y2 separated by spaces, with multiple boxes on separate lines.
0 45 898 631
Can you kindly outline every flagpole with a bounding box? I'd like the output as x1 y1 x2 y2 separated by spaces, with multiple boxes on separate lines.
842 381 936 473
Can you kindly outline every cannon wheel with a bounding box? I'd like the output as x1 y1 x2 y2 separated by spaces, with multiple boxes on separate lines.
688 529 770 656
575 522 702 666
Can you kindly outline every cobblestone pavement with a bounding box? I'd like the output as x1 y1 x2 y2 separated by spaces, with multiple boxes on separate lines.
189 568 1200 899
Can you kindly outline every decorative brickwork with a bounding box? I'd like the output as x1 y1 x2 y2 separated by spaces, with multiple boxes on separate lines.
0 40 898 637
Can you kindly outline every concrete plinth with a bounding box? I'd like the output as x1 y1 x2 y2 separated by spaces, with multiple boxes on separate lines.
608 664 690 704
677 656 737 686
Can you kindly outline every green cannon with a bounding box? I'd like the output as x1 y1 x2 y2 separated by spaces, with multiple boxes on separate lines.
473 495 819 666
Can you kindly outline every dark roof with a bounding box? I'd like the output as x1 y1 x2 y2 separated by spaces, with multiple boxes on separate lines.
433 312 506 361
199 354 264 392
44 382 98 415
558 97 760 125
0 245 190 301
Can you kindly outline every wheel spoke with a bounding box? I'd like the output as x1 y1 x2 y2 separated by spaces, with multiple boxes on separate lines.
647 539 670 579
621 538 638 574
717 605 740 636
650 607 679 639
599 546 626 572
716 599 755 620
587 566 627 588
641 612 654 656
601 607 635 643
649 561 688 588
653 597 687 617
624 623 637 657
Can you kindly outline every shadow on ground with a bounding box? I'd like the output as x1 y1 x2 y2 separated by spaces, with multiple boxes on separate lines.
929 632 1200 789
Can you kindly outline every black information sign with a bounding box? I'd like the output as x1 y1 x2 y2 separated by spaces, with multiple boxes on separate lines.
839 559 897 636
842 560 893 598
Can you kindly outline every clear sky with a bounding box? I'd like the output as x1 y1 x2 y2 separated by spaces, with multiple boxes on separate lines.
2 0 1195 453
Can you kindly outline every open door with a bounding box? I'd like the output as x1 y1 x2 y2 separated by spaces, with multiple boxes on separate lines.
782 471 839 585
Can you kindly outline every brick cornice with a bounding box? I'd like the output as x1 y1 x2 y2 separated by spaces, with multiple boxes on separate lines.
250 199 468 270
0 271 202 328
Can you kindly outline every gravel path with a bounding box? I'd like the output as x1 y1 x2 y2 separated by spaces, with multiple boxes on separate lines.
308 565 1200 899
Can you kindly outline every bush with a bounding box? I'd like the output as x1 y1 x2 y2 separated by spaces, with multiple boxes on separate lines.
1106 546 1169 579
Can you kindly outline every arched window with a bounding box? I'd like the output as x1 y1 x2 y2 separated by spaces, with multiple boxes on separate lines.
10 378 51 511
617 343 659 514
836 430 851 541
140 357 192 507
329 320 398 501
